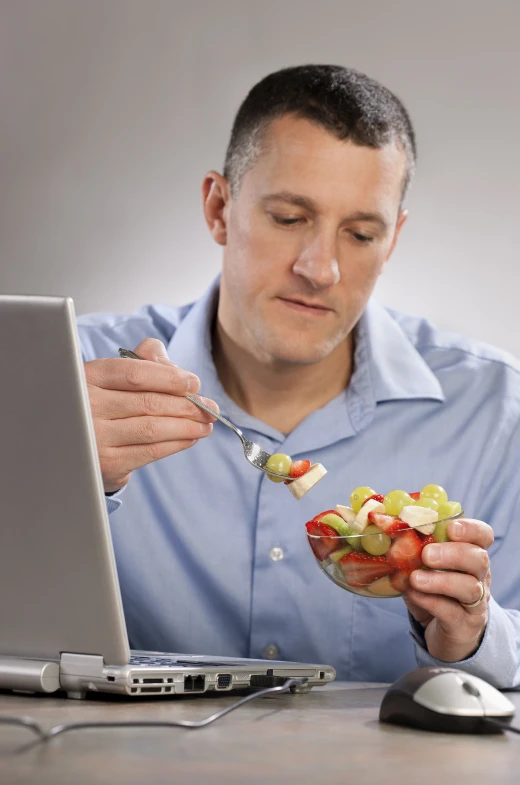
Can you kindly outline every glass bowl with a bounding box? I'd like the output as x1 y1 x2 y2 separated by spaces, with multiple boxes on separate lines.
306 511 464 598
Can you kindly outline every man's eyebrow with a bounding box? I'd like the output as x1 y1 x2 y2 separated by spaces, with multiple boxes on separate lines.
261 192 318 211
261 193 390 231
345 211 390 231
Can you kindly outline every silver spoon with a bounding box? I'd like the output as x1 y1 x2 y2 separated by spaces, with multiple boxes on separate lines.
118 348 292 481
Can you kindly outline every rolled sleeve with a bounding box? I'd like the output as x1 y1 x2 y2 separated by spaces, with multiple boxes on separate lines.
409 597 520 689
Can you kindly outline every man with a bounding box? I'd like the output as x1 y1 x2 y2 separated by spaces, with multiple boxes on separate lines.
79 65 520 686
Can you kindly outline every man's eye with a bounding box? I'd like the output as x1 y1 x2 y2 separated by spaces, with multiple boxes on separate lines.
271 215 303 226
352 232 374 244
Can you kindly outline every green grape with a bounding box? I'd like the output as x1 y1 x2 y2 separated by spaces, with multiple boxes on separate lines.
383 490 413 517
361 524 391 556
434 519 450 542
420 484 448 504
350 486 375 514
320 513 352 537
329 545 353 563
266 453 292 483
437 500 462 520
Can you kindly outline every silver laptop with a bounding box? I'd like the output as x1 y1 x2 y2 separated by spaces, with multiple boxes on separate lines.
0 295 336 699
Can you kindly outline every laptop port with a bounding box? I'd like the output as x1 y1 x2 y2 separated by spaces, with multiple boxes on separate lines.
217 674 232 689
184 675 205 692
250 675 286 688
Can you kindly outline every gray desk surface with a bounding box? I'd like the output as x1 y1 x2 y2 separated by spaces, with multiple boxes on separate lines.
0 681 519 785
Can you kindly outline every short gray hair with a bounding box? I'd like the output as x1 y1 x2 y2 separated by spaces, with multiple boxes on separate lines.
223 64 416 200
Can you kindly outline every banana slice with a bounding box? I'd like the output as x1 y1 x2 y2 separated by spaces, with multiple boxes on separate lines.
334 504 356 524
400 505 438 535
367 576 402 598
351 498 386 534
287 463 327 500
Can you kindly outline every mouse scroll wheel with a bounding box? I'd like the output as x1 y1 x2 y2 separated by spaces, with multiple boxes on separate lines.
462 680 481 697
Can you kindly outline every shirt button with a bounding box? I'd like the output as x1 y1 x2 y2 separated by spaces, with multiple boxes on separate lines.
264 644 279 660
269 547 284 562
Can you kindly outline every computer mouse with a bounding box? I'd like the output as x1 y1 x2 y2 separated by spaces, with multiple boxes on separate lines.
379 667 515 734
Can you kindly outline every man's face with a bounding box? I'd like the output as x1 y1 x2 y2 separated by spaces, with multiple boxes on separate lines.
215 115 408 366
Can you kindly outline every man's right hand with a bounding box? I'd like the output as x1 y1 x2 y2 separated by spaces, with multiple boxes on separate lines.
85 338 218 492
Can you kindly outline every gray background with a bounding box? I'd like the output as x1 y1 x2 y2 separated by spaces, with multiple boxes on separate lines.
1 0 519 355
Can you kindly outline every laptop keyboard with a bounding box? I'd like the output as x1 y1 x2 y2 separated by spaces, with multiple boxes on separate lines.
129 655 235 668
130 655 180 667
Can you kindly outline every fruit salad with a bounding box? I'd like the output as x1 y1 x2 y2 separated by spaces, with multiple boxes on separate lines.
266 453 327 500
305 484 464 598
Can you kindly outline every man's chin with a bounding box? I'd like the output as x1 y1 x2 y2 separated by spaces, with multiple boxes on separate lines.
264 338 340 366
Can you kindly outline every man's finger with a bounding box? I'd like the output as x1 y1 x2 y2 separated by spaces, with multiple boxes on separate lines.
101 416 214 447
447 518 494 550
90 389 218 422
133 338 172 363
103 438 200 480
409 568 490 608
86 357 200 395
422 541 489 580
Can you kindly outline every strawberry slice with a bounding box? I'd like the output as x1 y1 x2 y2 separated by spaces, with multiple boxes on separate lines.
409 492 421 500
339 552 393 588
417 533 436 546
368 511 410 537
387 529 423 571
290 459 311 478
389 570 414 593
361 493 385 507
305 520 341 561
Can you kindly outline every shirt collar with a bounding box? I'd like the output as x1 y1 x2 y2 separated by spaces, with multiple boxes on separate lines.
166 277 444 450
358 298 445 405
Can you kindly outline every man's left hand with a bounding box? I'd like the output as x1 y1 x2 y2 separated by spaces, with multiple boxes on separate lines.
404 519 494 662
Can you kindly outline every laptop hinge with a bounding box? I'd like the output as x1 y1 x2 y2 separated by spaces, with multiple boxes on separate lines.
59 653 107 699
60 652 106 677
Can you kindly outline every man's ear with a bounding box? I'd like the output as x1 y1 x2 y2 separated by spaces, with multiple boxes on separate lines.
381 208 408 273
202 171 230 246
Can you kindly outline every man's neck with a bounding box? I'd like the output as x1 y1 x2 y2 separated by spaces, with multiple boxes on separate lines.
211 319 354 434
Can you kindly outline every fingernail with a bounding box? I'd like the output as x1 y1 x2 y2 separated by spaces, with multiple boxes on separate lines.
425 544 441 564
450 521 464 537
414 571 430 588
187 375 200 393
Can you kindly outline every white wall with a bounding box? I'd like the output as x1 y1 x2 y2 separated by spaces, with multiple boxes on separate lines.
1 0 519 355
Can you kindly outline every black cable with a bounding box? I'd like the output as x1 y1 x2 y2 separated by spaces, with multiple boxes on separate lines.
484 718 520 735
469 688 520 736
0 677 308 745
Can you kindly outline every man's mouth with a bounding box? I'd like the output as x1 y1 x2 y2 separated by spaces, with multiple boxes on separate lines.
278 296 334 314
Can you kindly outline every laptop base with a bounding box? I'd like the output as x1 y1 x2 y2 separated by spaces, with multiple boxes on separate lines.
0 653 335 699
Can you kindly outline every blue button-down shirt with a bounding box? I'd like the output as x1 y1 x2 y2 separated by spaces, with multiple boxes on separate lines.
78 277 520 688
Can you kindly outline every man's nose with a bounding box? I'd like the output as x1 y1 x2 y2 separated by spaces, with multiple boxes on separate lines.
292 233 341 289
